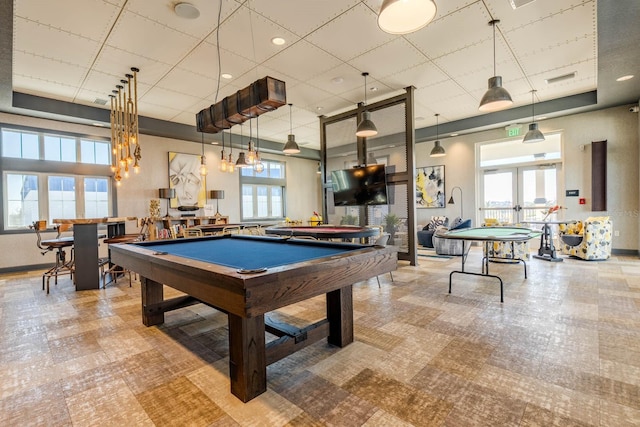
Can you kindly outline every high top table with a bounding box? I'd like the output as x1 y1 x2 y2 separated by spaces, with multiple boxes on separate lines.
53 217 137 290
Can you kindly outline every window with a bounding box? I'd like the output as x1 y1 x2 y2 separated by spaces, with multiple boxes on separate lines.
1 126 113 230
4 174 39 228
240 160 286 220
44 135 76 162
81 139 111 165
1 129 39 159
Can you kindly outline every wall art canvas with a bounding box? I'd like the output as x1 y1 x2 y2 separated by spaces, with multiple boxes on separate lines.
416 165 445 208
168 151 206 209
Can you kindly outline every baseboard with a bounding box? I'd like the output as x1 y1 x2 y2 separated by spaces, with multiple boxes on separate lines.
0 263 49 275
611 248 639 256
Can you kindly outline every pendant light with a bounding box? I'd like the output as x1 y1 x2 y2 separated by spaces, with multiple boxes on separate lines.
283 103 301 154
246 119 256 165
199 132 207 176
227 130 235 173
254 115 264 173
522 89 545 143
235 124 250 168
219 131 228 172
377 0 437 35
430 113 445 157
478 19 513 112
356 72 378 138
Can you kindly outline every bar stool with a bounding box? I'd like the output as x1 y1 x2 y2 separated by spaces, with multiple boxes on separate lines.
31 220 75 294
101 218 149 288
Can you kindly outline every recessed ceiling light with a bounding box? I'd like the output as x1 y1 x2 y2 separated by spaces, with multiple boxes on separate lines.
415 116 425 121
616 74 634 82
316 106 323 111
271 37 286 46
221 73 233 79
369 86 378 91
450 133 458 137
331 77 344 84
174 2 200 19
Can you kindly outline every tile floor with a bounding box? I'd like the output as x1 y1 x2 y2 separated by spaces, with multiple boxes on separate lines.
1 247 639 426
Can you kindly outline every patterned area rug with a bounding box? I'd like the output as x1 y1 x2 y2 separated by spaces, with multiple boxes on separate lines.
416 248 454 260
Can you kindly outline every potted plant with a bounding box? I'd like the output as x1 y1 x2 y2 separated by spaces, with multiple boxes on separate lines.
384 213 401 242
340 214 358 225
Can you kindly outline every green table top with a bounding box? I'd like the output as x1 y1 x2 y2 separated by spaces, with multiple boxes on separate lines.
438 226 541 242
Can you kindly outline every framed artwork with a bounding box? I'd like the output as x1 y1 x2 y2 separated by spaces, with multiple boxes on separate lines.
168 152 206 208
416 165 445 208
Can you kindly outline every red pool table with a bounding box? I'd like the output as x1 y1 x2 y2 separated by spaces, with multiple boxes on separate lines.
110 234 397 402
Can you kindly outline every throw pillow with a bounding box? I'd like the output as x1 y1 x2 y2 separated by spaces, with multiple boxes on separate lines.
451 218 472 230
429 216 448 230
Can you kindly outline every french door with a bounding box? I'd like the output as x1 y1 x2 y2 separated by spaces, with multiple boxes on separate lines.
480 165 561 224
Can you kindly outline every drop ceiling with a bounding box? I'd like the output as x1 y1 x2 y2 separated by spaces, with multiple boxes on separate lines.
3 0 640 152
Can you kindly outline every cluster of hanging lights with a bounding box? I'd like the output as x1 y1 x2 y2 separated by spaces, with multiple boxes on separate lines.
109 67 141 186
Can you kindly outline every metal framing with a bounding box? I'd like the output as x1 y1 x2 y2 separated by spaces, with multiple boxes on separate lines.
319 87 417 266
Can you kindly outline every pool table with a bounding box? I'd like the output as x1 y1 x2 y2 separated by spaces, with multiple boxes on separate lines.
265 225 379 241
109 234 397 402
436 226 541 302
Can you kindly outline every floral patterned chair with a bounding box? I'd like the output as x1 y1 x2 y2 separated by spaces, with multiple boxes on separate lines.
558 217 612 260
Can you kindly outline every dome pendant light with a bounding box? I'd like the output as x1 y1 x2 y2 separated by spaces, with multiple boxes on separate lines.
378 0 437 35
430 113 446 157
479 19 513 112
283 103 301 154
356 72 378 138
523 89 545 143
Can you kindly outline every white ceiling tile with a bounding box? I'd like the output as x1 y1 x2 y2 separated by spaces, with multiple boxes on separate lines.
251 0 361 37
304 63 363 96
262 39 343 83
136 101 183 121
107 11 199 64
125 0 242 39
406 2 492 60
382 61 449 91
13 75 77 102
15 0 121 41
13 51 87 89
157 67 218 99
170 111 198 126
350 38 427 80
215 5 301 64
141 87 203 112
517 35 596 77
14 18 101 68
306 3 395 62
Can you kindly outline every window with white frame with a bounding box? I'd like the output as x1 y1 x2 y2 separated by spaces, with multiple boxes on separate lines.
1 126 113 230
239 160 286 220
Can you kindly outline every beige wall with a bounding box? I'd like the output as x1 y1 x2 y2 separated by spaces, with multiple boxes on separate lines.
0 113 322 270
415 105 640 251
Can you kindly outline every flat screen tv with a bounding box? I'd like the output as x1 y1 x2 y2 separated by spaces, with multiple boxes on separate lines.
331 164 389 206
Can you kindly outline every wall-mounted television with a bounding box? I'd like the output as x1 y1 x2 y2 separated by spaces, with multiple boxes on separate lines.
331 164 389 206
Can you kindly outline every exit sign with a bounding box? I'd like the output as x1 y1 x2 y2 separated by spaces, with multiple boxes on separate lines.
505 124 522 137
507 127 521 137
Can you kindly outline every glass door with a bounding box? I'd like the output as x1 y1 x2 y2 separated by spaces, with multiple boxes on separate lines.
481 165 560 224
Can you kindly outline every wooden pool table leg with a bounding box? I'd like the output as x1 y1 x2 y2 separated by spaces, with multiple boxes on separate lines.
228 314 267 402
141 277 164 326
326 285 354 347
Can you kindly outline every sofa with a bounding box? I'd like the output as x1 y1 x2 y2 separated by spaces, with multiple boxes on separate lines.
417 216 448 248
432 218 473 255
558 216 612 260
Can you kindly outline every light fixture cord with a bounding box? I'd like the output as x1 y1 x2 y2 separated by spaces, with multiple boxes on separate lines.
531 90 536 121
492 21 497 76
364 73 368 106
213 0 222 104
436 114 439 139
289 104 293 134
